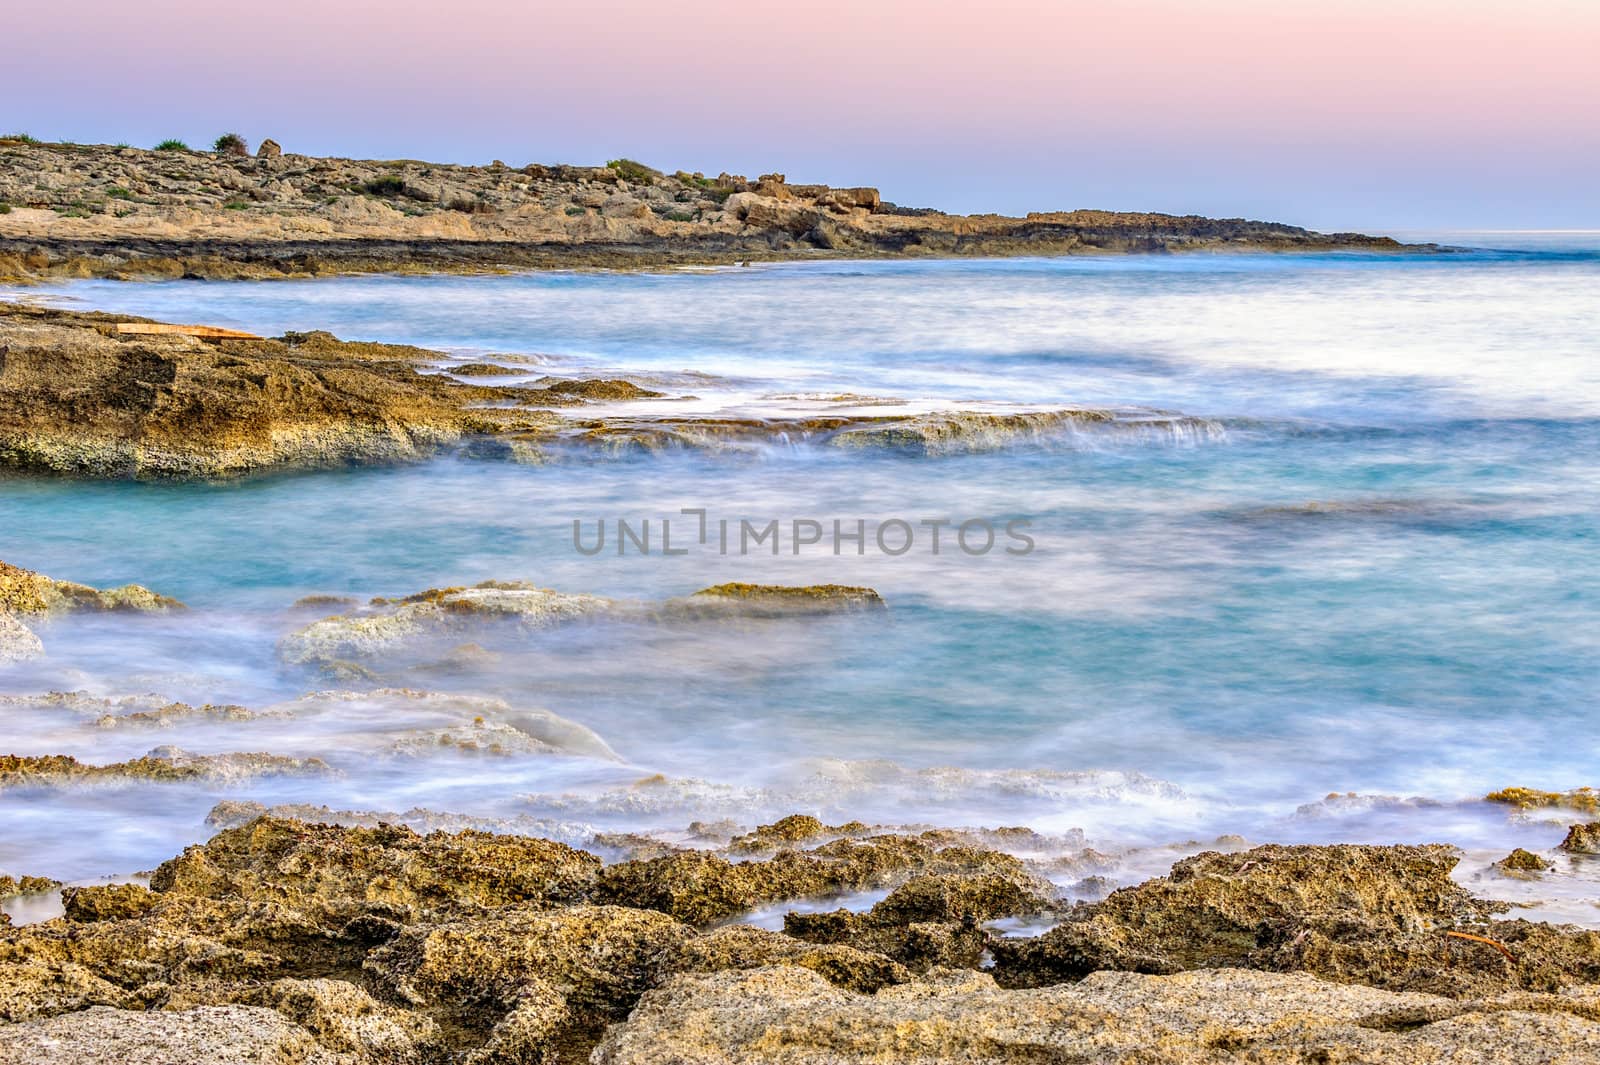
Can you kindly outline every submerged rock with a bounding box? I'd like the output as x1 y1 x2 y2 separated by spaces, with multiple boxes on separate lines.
278 582 615 666
591 965 1600 1065
279 582 887 668
671 583 887 619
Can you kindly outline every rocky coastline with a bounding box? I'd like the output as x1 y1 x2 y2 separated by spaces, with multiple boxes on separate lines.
2 814 1599 1063
4 558 1600 1060
0 302 1202 479
0 140 1423 282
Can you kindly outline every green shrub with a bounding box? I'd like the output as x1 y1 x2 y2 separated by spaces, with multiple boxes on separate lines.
213 132 248 156
2 132 39 143
606 158 662 184
106 187 133 199
447 197 494 214
564 205 587 216
155 139 188 151
363 174 407 197
223 199 250 210
0 202 11 214
664 210 695 222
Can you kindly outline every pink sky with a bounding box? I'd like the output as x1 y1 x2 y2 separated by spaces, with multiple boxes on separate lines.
6 0 1597 229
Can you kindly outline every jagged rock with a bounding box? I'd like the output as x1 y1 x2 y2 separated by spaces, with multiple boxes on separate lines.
1496 848 1553 874
663 926 911 994
0 750 328 788
62 883 158 922
726 815 869 855
784 871 1058 971
590 965 1600 1065
152 816 601 925
257 138 282 158
0 875 60 899
365 904 693 1031
990 843 1600 997
1561 823 1600 854
1487 786 1600 816
594 835 1033 926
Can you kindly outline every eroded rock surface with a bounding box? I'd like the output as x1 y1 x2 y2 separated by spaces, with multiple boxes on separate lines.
591 965 1600 1065
4 820 1599 1063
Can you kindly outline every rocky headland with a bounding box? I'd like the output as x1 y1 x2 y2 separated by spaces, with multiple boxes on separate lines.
0 139 1419 282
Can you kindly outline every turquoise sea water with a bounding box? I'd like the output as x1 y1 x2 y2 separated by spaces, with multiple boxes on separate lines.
3 239 1599 918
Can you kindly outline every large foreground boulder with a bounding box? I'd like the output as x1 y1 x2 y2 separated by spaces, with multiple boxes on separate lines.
591 965 1600 1065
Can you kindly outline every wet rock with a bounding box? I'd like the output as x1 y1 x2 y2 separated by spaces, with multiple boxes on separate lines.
0 875 60 899
0 613 43 662
590 965 1600 1065
663 925 911 994
1487 786 1600 816
784 870 1058 971
1 558 184 614
0 750 328 788
670 583 886 619
1496 848 1553 874
991 843 1600 997
1560 823 1600 854
0 305 502 478
594 834 1034 926
726 815 870 854
0 1004 336 1065
278 582 614 666
94 701 257 729
524 377 664 402
826 409 1112 454
152 816 601 925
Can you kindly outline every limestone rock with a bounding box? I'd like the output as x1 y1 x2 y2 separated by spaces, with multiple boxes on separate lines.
663 925 911 994
0 1005 340 1065
0 558 183 614
1560 823 1600 854
365 904 693 1028
257 138 282 158
991 843 1600 997
0 612 43 662
277 582 615 666
152 816 601 925
594 835 1033 926
590 965 1600 1065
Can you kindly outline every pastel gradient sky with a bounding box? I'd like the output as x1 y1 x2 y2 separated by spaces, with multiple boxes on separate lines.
6 0 1597 230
